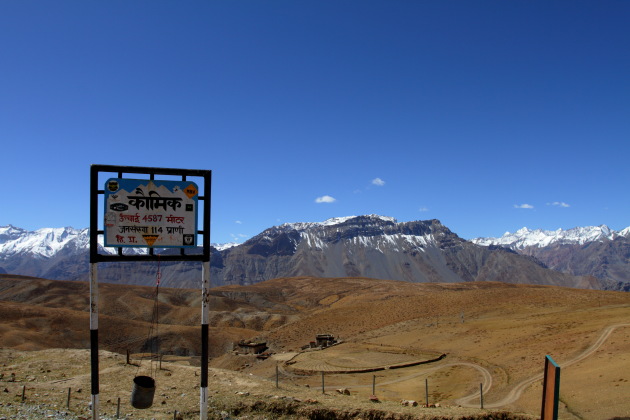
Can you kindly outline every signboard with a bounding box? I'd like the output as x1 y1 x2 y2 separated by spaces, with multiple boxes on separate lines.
104 178 199 248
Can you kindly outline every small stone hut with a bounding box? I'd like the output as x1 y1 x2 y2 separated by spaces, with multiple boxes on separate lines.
236 340 268 355
315 334 336 348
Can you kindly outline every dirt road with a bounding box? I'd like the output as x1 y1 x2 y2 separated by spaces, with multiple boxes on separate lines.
456 323 630 408
282 323 629 408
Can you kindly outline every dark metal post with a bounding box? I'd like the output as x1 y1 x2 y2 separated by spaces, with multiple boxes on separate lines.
67 387 71 409
89 166 100 420
89 263 99 419
321 371 325 394
199 169 212 420
200 261 210 420
425 378 429 406
480 383 484 409
372 375 376 395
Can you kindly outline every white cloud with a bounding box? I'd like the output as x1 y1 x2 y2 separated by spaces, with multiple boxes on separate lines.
547 202 570 208
235 220 242 224
419 206 429 212
229 233 248 242
514 204 534 209
315 195 336 203
372 177 385 186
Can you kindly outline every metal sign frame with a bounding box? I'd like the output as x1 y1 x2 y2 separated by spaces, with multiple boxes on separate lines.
90 164 211 262
89 164 212 420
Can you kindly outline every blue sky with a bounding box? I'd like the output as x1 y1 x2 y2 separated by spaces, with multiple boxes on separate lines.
1 1 628 244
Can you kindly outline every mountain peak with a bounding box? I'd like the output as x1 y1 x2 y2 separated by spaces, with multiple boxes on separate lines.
473 225 621 249
276 214 397 233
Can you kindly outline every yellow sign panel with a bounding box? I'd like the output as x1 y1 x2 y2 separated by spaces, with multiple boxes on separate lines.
142 235 159 247
184 184 198 199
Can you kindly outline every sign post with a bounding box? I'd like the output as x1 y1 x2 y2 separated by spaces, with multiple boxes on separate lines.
90 165 211 420
541 355 561 420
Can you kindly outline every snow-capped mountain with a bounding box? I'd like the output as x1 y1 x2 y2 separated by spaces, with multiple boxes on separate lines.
473 225 630 290
0 224 235 256
1 216 625 290
212 242 240 251
471 225 627 249
209 215 598 289
0 225 152 258
0 225 90 258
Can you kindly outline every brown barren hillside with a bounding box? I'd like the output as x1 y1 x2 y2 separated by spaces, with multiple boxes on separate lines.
1 274 629 419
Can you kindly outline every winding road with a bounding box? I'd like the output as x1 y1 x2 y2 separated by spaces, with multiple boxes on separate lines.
454 323 630 408
279 324 629 408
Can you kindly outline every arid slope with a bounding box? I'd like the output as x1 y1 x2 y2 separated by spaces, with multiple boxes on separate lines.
1 274 629 419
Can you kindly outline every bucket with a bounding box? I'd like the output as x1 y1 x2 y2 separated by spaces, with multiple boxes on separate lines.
131 375 155 409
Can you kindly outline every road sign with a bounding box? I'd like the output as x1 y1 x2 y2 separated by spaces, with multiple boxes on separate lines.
104 178 199 248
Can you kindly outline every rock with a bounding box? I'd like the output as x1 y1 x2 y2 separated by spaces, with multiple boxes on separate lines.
336 388 350 395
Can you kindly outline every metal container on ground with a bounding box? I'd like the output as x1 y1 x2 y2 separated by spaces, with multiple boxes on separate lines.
131 375 155 409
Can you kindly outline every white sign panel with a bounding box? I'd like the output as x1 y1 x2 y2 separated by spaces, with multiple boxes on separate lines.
104 178 199 248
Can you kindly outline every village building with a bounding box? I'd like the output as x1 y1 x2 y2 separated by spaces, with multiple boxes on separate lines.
235 340 268 355
315 334 336 348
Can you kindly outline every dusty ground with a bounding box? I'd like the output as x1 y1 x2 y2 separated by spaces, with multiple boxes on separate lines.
0 348 526 420
1 275 629 419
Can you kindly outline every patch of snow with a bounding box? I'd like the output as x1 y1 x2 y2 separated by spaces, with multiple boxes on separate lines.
280 215 398 232
212 242 239 251
618 226 630 238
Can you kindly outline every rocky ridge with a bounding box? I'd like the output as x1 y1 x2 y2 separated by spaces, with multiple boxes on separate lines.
0 216 623 290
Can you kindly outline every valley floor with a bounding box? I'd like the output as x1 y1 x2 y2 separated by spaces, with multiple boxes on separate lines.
0 348 533 420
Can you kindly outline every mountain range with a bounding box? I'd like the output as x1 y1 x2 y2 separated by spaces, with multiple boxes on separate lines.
1 215 628 290
472 225 630 290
